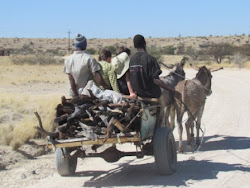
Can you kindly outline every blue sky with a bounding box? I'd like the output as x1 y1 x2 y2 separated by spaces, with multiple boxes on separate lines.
1 0 249 39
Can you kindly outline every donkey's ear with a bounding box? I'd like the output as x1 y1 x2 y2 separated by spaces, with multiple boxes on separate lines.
159 62 174 69
190 63 200 71
210 67 223 72
180 58 186 66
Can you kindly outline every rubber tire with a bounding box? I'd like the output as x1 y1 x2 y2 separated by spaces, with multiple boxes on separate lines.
55 148 77 176
153 127 177 175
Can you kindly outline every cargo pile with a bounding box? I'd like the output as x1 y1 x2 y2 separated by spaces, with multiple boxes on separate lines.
35 95 145 141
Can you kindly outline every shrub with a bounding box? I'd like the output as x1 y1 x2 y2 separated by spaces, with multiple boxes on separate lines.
176 43 185 55
199 44 209 48
46 48 59 55
232 53 248 68
21 44 33 54
185 46 198 60
86 48 96 55
147 45 162 62
203 43 234 64
236 44 250 56
0 123 14 145
10 54 64 65
161 45 176 55
106 46 116 54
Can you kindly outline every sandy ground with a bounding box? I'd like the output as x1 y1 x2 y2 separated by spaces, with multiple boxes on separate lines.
1 68 250 188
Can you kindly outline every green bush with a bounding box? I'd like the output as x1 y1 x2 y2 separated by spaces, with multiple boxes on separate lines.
106 46 116 54
86 48 96 55
161 45 176 55
176 43 185 55
204 43 234 64
147 45 162 62
185 46 198 60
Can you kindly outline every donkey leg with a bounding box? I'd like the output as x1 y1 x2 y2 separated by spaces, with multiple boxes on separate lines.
190 121 195 143
185 117 193 146
177 110 185 153
196 106 205 146
169 104 176 130
178 122 183 153
159 106 166 127
195 121 201 145
190 122 194 138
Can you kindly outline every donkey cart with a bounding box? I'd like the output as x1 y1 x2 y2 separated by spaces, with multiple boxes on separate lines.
36 96 177 176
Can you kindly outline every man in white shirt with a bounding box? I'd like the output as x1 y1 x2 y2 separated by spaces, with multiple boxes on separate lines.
64 34 108 96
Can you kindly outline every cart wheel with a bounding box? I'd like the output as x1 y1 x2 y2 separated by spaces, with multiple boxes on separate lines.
55 148 77 176
153 127 177 175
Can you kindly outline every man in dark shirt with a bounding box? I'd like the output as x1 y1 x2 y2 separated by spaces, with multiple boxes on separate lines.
130 34 179 98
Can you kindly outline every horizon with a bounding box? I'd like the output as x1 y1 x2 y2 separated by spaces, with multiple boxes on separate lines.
1 0 250 39
0 33 249 40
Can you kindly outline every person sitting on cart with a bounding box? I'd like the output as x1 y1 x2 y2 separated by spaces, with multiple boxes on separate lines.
63 34 108 97
95 48 120 93
111 46 137 99
129 34 180 98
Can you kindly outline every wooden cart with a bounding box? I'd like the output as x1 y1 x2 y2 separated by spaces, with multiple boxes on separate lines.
47 97 177 176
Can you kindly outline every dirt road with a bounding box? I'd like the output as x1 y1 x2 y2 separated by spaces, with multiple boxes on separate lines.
1 69 250 188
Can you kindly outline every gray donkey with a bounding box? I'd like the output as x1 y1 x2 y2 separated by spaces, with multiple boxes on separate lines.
160 58 186 130
175 64 223 152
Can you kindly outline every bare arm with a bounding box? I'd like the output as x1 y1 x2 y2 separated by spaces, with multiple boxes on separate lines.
93 71 109 90
68 74 78 96
108 70 120 93
126 72 137 98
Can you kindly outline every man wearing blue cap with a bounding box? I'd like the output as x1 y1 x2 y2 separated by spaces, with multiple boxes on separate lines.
64 34 108 97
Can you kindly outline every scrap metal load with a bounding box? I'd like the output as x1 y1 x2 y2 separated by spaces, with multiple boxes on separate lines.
37 94 148 141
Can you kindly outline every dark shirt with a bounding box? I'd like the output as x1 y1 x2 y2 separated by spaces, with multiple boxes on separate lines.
129 51 162 98
118 71 129 95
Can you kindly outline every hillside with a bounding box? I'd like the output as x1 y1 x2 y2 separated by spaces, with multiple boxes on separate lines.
0 35 249 54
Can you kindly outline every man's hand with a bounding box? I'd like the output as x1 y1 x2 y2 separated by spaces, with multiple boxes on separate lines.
129 92 137 99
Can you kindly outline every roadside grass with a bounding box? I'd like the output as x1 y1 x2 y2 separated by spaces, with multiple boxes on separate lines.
0 57 64 150
0 94 60 150
244 61 250 69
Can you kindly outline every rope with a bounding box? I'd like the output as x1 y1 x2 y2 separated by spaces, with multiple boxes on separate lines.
175 80 206 152
160 61 209 91
160 61 209 152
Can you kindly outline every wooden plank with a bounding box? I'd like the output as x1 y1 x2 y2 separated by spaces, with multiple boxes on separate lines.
53 136 141 148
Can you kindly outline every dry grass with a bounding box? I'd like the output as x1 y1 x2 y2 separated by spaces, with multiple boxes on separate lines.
0 94 60 150
0 57 66 86
0 58 64 150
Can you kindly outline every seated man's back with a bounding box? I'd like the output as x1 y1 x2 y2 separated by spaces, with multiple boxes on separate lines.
130 50 162 98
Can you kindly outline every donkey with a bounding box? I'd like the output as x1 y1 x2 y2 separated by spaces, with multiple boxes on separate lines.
159 58 186 130
175 64 223 152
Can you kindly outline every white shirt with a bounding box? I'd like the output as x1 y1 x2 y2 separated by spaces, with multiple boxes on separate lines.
63 50 100 96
